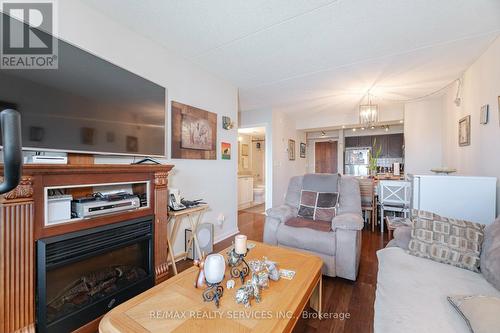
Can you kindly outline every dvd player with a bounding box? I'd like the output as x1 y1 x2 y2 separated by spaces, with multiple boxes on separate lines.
71 195 140 218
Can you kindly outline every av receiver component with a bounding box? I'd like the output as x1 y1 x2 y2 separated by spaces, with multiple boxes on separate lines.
71 196 140 218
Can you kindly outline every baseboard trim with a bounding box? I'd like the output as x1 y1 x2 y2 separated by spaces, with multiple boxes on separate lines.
214 228 240 244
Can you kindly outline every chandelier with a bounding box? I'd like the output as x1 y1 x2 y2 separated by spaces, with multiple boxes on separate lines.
359 93 378 126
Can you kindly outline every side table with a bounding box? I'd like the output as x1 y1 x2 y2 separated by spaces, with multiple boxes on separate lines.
167 205 209 275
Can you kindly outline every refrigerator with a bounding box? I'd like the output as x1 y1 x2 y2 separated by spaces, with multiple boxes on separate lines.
411 174 497 225
344 147 371 176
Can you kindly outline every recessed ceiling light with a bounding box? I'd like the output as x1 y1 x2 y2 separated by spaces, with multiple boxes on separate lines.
399 120 404 123
342 125 346 129
361 127 365 130
352 128 356 132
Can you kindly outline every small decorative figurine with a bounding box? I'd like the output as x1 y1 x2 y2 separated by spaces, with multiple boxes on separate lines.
226 279 235 289
264 258 280 281
235 278 261 308
193 255 206 289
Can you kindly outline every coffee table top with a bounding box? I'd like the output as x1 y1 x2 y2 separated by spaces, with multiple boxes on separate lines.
99 241 322 333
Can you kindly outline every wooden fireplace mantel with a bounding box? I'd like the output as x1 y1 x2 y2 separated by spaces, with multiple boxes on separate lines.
0 163 174 333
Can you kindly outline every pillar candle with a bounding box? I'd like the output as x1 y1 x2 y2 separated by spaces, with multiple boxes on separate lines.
234 234 247 254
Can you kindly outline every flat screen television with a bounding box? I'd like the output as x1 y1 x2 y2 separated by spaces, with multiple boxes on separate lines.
0 24 166 157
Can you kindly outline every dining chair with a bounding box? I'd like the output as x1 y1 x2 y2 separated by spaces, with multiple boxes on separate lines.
358 178 376 232
379 180 411 233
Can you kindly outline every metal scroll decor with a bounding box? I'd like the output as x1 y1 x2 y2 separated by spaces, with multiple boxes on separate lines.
202 282 224 308
227 248 250 284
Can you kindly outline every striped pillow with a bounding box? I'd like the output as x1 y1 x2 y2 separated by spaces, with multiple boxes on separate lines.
297 190 338 222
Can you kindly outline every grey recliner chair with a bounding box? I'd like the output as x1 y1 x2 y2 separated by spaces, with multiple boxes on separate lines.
264 174 363 280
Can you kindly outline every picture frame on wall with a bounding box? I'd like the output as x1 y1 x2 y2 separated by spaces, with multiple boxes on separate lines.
458 115 471 146
221 142 231 160
171 101 217 160
300 142 306 158
480 104 489 124
288 139 296 160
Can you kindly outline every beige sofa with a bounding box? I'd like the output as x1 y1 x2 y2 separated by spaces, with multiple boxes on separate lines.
263 174 363 280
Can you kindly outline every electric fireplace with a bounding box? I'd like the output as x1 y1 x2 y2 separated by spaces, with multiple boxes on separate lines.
36 216 154 333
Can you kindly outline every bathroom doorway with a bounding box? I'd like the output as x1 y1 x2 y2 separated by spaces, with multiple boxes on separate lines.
237 127 266 214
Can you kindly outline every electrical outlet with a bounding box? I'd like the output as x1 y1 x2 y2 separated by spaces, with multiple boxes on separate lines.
217 213 225 226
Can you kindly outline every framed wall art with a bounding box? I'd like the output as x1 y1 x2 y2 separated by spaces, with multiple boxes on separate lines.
221 142 231 160
300 142 306 158
480 104 489 124
288 139 296 160
458 115 470 147
171 101 217 159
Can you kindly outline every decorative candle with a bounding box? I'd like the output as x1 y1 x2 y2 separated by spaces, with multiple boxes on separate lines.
234 234 247 255
204 254 226 284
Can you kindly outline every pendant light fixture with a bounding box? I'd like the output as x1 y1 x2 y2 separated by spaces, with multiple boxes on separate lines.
359 92 378 126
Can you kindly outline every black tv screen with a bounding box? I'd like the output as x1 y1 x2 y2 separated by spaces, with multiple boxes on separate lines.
0 31 166 157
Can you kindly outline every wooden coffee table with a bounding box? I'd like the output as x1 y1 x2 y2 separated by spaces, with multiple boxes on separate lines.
99 242 323 333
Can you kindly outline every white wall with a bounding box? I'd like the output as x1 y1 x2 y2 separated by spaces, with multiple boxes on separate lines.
441 37 500 214
58 0 239 255
404 97 444 175
272 112 307 207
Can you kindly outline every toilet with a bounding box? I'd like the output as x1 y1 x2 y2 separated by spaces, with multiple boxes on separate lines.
253 184 265 204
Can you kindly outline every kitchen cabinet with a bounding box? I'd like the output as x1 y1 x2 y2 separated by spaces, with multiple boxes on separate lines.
387 134 404 157
345 136 359 148
345 134 404 158
238 176 254 208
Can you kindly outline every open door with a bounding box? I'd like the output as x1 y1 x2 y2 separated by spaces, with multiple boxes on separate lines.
315 141 338 173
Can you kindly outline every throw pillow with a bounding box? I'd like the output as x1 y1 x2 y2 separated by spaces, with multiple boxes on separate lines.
393 225 412 250
408 210 485 272
297 190 338 222
285 217 331 232
447 295 500 333
480 216 500 291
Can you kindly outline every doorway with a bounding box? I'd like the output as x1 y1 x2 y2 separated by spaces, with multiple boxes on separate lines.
237 127 266 214
315 141 338 173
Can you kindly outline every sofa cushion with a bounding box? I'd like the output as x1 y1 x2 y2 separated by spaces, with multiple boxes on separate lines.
297 190 338 222
394 226 412 250
447 295 500 333
480 216 500 291
285 216 331 232
302 173 339 192
284 176 303 207
375 247 500 333
408 210 485 272
276 223 336 256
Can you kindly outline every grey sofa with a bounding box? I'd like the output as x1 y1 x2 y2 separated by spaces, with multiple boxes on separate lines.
264 174 363 280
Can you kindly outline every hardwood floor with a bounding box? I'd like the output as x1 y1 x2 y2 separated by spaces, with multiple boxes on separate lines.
169 210 387 333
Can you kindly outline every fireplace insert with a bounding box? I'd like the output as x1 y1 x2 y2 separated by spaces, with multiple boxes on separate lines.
36 216 154 333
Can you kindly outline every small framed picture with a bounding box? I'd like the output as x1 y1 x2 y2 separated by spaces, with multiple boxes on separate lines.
300 142 306 158
221 142 231 160
480 104 489 124
458 115 470 147
288 139 295 160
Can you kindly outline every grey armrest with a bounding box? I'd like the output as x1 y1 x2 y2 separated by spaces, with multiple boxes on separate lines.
265 205 298 223
332 213 364 231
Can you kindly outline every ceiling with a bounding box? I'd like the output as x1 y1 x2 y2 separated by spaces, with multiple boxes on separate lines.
85 0 500 118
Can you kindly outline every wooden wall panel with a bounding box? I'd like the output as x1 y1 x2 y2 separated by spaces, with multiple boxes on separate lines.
153 172 169 283
0 178 35 333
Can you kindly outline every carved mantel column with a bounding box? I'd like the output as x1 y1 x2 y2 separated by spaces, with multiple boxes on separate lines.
0 176 35 333
154 172 170 283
